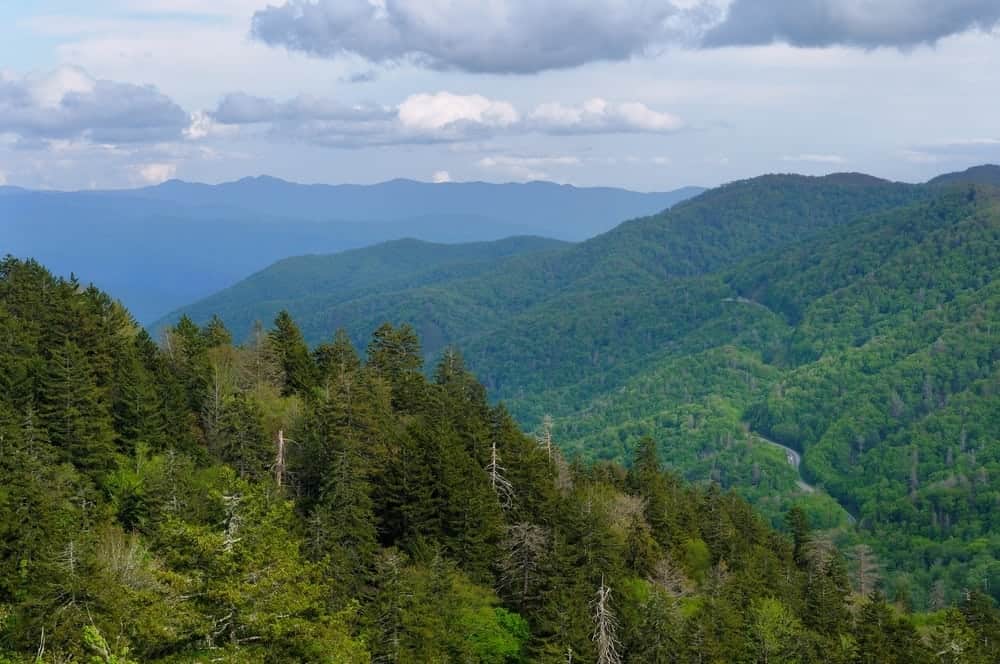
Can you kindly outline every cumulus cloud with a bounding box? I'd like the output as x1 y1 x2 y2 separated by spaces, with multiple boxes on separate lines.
208 91 683 147
137 162 178 184
703 0 1000 48
250 0 1000 73
251 0 715 74
528 98 682 134
432 170 452 183
399 93 519 131
0 66 190 144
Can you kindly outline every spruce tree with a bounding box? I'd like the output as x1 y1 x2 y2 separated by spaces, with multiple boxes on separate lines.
269 310 316 395
39 339 115 474
314 328 361 384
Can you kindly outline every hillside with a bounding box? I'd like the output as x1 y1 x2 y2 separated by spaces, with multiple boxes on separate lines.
171 170 1000 607
1 178 700 323
928 164 1000 187
8 258 993 662
174 173 927 351
153 236 568 340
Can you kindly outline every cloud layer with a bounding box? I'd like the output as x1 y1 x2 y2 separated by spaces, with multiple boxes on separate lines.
251 0 710 74
251 0 1000 74
704 0 1000 48
208 91 684 147
0 67 189 144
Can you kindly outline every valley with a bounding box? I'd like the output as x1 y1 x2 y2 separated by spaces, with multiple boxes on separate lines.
165 168 1000 610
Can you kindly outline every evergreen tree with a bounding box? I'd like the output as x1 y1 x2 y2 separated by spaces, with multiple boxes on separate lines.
367 323 424 411
269 310 316 395
200 315 232 348
314 328 361 384
216 393 271 480
785 506 811 568
39 339 115 474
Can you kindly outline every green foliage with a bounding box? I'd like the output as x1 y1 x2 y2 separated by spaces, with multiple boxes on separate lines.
175 178 996 608
3 256 999 661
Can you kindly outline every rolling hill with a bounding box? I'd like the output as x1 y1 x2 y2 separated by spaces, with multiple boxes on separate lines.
168 167 1000 607
928 164 1000 187
0 177 701 323
153 236 568 346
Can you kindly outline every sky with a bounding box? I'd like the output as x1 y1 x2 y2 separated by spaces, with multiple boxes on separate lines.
0 0 999 191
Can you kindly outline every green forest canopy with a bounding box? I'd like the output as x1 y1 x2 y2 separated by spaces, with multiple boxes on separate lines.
2 257 998 661
164 174 1000 609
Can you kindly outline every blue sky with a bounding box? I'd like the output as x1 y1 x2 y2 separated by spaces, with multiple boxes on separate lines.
1 1 999 191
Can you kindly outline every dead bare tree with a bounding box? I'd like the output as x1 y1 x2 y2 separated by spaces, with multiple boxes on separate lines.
486 439 515 509
850 544 881 597
552 447 574 496
649 556 694 603
499 523 549 608
538 414 554 460
274 430 290 489
592 577 622 664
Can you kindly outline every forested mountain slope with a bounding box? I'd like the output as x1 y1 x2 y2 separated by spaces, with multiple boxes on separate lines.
154 236 567 342
169 171 1000 609
546 187 1000 607
9 259 996 662
928 164 1000 187
0 178 700 323
174 173 928 352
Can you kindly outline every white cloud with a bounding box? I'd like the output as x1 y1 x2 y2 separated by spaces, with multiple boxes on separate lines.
0 66 188 145
185 110 238 140
27 66 96 108
529 98 683 134
0 170 7 185
137 162 177 184
477 155 582 181
432 170 452 183
398 93 520 131
207 91 684 147
781 153 847 164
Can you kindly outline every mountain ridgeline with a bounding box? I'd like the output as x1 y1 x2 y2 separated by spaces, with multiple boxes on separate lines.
168 167 1000 610
9 258 1000 662
0 177 701 323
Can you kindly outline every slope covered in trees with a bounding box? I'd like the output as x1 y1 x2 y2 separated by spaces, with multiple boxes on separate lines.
169 171 1000 609
2 257 998 662
153 236 567 342
173 173 930 349
928 164 1000 187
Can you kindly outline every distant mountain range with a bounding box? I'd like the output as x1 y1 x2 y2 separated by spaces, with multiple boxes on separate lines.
0 177 703 323
163 164 1000 607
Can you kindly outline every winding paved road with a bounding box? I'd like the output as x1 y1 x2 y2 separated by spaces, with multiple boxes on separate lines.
751 432 858 525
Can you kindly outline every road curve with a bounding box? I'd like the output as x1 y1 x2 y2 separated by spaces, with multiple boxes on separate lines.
751 432 858 525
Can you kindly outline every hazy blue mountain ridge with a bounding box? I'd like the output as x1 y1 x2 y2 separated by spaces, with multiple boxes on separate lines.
1 178 702 322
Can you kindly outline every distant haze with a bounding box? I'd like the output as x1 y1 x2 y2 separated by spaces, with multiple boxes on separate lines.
0 177 702 323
